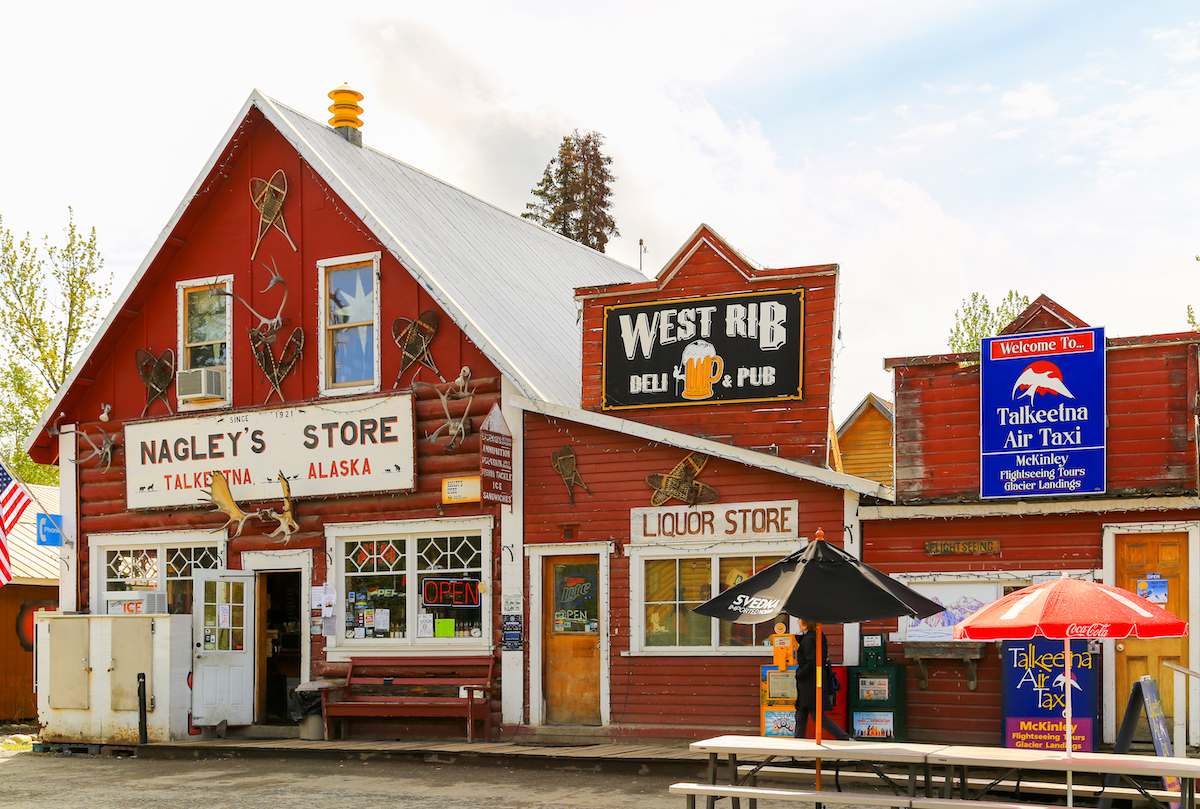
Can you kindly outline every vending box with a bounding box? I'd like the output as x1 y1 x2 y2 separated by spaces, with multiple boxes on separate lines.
848 631 908 741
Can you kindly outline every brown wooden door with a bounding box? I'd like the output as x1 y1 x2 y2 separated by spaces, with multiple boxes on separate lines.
1115 531 1188 739
543 554 601 725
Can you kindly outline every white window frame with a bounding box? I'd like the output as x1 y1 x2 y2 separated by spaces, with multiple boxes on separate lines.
627 539 796 655
176 275 234 412
317 251 381 397
88 530 227 614
324 516 493 661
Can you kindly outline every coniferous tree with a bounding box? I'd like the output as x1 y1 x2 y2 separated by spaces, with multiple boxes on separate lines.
523 130 618 252
574 131 619 253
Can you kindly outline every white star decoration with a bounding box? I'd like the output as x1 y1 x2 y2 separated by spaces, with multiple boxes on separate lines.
330 269 374 351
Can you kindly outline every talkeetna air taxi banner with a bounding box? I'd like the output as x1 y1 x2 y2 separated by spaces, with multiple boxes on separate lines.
601 289 804 410
980 327 1105 499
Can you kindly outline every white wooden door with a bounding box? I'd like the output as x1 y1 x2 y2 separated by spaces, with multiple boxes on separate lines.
192 570 255 726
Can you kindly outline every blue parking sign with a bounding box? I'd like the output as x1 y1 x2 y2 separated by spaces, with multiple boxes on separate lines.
36 513 63 546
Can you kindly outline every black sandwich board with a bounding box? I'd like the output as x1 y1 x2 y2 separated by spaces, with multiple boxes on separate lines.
1097 676 1180 809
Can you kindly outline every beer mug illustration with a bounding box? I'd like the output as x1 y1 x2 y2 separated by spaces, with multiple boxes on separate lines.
677 340 724 400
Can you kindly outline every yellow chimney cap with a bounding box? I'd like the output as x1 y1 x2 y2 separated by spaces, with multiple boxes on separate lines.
328 83 364 129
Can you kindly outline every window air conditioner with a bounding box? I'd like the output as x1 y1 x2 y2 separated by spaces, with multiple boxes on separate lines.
108 591 169 615
177 368 226 401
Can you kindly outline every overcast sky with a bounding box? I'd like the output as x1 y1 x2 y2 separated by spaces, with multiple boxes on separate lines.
3 2 1197 422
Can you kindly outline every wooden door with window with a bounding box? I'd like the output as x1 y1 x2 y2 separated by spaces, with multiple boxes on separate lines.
1115 531 1188 739
543 555 601 725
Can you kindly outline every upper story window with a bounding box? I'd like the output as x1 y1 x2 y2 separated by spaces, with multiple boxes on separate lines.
176 276 233 410
318 252 381 396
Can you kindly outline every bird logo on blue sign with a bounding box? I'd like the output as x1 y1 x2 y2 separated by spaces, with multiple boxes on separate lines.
1012 360 1075 403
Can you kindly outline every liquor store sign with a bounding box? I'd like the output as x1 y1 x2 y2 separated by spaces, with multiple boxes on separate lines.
125 396 415 509
980 327 1105 499
601 290 804 410
630 500 800 543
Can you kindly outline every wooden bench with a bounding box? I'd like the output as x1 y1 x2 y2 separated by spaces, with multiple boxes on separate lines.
321 655 495 742
670 782 912 809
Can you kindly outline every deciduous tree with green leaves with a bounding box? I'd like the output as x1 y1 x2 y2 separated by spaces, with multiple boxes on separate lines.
522 129 619 252
0 210 110 484
948 290 1031 355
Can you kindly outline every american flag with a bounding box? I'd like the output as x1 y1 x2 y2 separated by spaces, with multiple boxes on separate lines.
0 460 33 587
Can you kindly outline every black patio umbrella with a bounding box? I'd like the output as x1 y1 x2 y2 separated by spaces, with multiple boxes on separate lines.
692 536 944 625
693 534 943 784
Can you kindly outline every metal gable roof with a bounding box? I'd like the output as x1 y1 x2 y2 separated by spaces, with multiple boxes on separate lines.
8 484 60 583
259 94 647 406
25 91 646 456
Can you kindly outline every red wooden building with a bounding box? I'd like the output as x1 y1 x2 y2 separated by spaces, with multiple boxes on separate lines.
27 87 889 742
860 296 1200 747
512 226 888 735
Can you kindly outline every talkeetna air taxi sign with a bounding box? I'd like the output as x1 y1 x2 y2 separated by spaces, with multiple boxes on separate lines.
980 327 1105 499
601 290 804 409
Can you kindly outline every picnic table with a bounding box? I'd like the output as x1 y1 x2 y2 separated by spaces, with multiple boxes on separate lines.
673 734 1200 809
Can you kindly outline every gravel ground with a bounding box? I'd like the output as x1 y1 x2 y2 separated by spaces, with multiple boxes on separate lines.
0 750 697 809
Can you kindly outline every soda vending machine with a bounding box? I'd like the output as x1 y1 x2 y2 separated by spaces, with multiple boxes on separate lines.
847 631 908 741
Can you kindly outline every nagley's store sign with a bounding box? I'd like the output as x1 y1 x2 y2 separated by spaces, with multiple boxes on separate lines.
601 290 805 410
125 396 416 509
630 500 800 543
980 327 1106 499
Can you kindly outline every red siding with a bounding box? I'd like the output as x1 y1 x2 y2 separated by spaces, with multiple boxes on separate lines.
525 411 846 729
863 508 1200 744
893 341 1198 503
50 114 505 684
577 235 838 467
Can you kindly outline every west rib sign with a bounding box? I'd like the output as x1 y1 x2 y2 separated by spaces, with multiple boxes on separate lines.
980 327 1105 499
601 289 804 410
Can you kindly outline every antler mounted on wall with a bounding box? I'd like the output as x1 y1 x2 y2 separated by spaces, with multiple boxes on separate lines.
72 427 117 474
263 471 299 541
413 367 474 451
202 471 255 538
212 259 304 404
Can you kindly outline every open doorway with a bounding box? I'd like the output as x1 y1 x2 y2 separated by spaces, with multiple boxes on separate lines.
257 571 302 724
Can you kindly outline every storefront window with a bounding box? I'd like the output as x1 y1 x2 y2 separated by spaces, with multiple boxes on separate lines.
718 555 783 647
345 538 407 639
101 541 220 614
106 549 158 592
640 553 782 650
338 530 485 644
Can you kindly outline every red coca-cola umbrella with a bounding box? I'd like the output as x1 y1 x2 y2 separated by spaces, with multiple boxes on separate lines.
955 573 1188 806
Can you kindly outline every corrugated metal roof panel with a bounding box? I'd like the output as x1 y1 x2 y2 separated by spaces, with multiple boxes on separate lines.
8 484 60 583
262 96 647 407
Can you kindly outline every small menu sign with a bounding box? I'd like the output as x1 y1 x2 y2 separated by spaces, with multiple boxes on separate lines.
480 404 513 505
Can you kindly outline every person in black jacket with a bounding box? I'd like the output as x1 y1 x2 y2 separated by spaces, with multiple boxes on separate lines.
794 619 850 739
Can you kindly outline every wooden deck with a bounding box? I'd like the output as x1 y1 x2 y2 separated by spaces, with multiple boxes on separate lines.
140 736 713 773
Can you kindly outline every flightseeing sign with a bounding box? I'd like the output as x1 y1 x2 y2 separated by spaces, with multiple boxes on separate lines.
980 327 1106 499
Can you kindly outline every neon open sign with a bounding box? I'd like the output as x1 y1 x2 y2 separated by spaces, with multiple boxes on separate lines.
421 578 481 609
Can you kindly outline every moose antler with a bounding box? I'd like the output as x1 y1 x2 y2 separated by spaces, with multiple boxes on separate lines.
263 471 299 541
202 471 255 538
